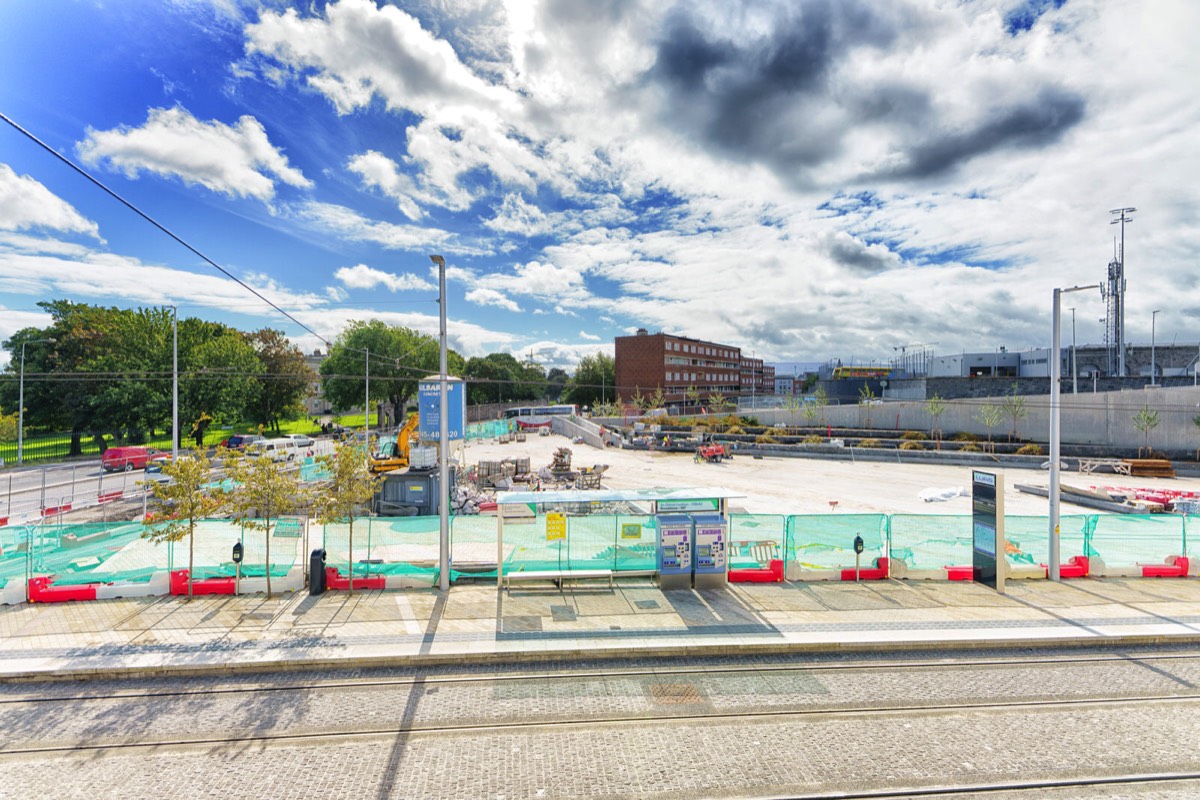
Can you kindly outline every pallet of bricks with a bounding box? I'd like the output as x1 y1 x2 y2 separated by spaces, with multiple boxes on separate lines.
476 457 533 488
1125 459 1175 478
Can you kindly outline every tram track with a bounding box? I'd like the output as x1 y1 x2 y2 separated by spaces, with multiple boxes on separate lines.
3 687 1199 758
774 772 1200 799
4 647 1200 704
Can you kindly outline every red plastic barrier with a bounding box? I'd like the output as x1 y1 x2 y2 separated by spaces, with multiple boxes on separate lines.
1044 556 1089 579
729 559 784 583
944 565 974 581
1141 556 1190 578
478 501 498 512
325 566 386 591
169 569 236 596
28 576 98 603
0 516 7 527
42 503 72 517
98 491 123 504
841 557 888 581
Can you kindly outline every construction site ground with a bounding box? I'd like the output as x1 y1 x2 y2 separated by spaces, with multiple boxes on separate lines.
458 431 1200 515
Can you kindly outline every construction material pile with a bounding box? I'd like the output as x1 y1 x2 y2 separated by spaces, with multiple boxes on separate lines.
450 484 494 515
475 457 533 488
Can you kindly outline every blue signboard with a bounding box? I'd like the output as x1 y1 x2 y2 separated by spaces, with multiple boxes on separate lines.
418 378 465 441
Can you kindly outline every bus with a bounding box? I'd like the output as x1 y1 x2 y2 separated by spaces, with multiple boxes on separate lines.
504 404 578 419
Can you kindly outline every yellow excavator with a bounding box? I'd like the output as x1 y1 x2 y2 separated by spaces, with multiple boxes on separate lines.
370 413 420 474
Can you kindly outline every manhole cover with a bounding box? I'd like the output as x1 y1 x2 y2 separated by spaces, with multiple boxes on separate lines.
648 683 705 705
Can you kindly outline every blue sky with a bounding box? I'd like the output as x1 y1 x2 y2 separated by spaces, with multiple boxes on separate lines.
2 0 1198 370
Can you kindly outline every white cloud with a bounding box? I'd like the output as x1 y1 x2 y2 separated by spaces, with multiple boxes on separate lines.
0 165 102 240
0 305 54 368
465 287 520 312
482 192 551 236
334 263 436 292
295 201 486 254
77 106 311 203
346 150 426 221
578 330 600 341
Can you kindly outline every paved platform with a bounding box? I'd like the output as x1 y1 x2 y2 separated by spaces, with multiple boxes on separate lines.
2 576 1200 681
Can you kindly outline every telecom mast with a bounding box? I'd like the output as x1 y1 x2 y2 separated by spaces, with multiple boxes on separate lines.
1103 207 1135 376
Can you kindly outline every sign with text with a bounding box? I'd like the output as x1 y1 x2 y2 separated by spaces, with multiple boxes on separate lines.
545 512 567 541
971 470 1005 593
418 377 466 441
657 498 719 513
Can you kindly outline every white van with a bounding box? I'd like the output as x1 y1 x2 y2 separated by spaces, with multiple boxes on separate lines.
246 438 298 463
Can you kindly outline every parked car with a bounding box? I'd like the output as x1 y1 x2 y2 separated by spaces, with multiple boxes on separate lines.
220 434 264 450
245 438 299 463
284 433 314 448
101 446 171 473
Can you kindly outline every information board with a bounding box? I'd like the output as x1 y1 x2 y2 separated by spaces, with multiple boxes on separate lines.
971 470 1006 593
545 511 566 542
418 377 466 441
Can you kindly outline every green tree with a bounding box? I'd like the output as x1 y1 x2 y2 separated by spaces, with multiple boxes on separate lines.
224 449 304 598
925 393 946 444
0 406 16 442
464 352 529 405
181 327 263 446
142 450 226 599
648 387 666 411
320 320 441 421
706 391 731 413
563 352 615 410
247 329 315 434
813 384 829 427
975 402 1003 453
1000 384 1028 442
1132 405 1160 457
858 384 877 428
782 393 804 430
312 439 383 596
685 385 701 413
515 359 547 401
544 367 569 402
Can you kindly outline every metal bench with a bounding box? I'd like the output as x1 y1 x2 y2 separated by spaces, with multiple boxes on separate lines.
503 569 614 591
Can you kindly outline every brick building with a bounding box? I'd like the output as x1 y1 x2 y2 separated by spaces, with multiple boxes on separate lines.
614 329 771 411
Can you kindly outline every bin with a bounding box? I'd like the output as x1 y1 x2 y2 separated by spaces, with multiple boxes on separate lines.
309 549 327 595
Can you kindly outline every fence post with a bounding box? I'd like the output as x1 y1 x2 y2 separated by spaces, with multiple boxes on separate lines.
39 469 46 518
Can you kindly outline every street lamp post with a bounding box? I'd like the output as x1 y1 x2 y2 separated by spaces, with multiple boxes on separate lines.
430 254 450 592
1151 310 1161 386
17 338 54 465
364 347 370 435
169 306 178 459
1069 307 1077 395
1050 284 1099 581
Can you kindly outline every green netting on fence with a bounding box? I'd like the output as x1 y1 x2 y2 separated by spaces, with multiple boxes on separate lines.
728 515 787 569
465 420 514 440
888 514 1091 570
786 514 888 570
5 518 302 588
1088 514 1185 568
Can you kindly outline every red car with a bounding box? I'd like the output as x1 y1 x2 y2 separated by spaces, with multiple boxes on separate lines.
101 446 171 473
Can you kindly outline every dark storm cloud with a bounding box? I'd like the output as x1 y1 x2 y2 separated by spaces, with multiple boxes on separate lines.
645 1 1085 187
878 88 1087 180
824 233 900 274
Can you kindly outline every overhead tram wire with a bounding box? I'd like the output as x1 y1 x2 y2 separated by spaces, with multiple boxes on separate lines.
0 112 333 348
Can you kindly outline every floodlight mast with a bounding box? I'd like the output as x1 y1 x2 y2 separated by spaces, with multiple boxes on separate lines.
1108 207 1135 377
430 254 450 592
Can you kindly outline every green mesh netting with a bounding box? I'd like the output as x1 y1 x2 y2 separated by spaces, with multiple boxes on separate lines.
465 420 515 440
728 514 786 569
1088 514 1185 568
786 514 887 570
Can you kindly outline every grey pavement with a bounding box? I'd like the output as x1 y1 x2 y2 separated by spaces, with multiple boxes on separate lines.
2 575 1200 681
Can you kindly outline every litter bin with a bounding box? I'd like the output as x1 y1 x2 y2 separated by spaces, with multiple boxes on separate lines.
309 549 327 595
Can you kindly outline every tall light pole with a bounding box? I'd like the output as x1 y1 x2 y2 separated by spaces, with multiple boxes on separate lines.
1069 307 1077 395
169 306 178 459
1110 207 1135 377
1151 310 1161 386
430 254 450 592
17 338 54 465
364 347 370 434
1050 284 1099 581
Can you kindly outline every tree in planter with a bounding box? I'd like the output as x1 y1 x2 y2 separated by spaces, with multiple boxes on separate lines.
1132 405 1160 458
685 385 701 414
631 387 647 413
858 384 877 428
707 391 731 415
974 402 1003 453
142 450 226 599
801 396 818 429
925 393 946 446
782 393 804 432
225 449 304 598
648 387 666 413
1000 384 1028 442
813 384 829 427
312 439 383 595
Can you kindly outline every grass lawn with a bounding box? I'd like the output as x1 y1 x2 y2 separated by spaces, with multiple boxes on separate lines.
0 413 371 466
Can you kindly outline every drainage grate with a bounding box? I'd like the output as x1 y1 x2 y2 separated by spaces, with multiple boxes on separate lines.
647 682 705 705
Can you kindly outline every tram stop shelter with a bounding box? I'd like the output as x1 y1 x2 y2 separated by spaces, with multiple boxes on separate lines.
493 487 745 590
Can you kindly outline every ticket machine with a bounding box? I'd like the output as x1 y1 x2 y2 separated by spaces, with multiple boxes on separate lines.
656 514 693 590
691 513 728 589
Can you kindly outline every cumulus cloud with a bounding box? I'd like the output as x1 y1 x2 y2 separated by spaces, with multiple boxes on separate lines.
77 106 311 203
334 263 436 292
295 201 481 254
0 165 102 239
465 287 521 312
